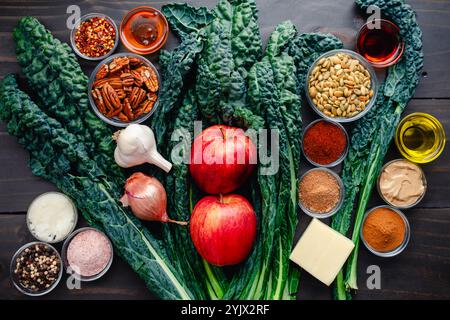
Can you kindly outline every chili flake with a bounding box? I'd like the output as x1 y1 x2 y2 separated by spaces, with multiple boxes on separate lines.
74 17 116 58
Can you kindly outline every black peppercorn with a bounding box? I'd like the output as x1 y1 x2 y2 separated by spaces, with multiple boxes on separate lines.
13 243 60 293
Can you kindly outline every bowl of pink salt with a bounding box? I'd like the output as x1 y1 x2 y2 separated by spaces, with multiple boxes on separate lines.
62 227 113 281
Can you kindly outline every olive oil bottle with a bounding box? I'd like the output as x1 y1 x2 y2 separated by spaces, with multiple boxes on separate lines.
395 113 446 163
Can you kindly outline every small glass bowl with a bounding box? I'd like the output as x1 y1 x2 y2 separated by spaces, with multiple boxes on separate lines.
395 112 446 164
298 167 345 219
70 13 119 61
356 19 405 68
61 227 114 282
377 159 427 209
10 242 63 296
120 6 169 55
88 53 160 127
302 119 349 168
305 49 378 123
360 205 411 257
26 192 78 243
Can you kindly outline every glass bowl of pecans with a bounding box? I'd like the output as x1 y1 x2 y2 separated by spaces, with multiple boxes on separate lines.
70 13 119 61
88 53 160 127
305 49 378 123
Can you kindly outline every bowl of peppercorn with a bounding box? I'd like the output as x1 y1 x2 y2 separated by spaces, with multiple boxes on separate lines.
10 242 63 296
70 13 119 61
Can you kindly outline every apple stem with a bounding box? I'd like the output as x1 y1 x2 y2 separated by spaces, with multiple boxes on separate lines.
219 193 224 203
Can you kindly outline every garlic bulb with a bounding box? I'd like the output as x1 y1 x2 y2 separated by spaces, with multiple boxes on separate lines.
113 124 172 172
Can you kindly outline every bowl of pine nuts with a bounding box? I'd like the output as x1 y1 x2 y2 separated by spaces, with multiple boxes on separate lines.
305 49 378 123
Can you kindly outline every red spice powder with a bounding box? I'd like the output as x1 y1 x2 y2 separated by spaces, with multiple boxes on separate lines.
303 121 347 165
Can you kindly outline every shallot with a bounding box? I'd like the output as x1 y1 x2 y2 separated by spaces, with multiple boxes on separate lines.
120 172 187 225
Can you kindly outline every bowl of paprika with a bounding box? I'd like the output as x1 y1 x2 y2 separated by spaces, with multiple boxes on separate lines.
360 205 411 257
302 119 349 168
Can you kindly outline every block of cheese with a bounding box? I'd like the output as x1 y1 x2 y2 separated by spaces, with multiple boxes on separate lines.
289 218 355 286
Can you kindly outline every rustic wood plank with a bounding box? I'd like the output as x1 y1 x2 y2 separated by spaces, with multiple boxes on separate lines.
0 0 449 301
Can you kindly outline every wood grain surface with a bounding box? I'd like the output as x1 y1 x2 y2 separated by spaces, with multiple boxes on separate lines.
0 0 449 300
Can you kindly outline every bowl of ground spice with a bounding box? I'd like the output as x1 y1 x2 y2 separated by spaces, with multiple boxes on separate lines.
302 119 349 167
298 168 344 218
62 227 113 281
71 13 119 61
361 206 410 257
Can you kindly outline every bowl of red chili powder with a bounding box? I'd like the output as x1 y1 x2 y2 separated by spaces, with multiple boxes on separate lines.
302 119 349 167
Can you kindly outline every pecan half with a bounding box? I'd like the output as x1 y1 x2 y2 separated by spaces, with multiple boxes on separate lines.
109 57 130 73
102 83 122 111
95 64 109 81
107 77 123 90
139 67 159 92
123 98 134 120
129 57 144 67
131 70 143 87
93 78 109 89
120 73 135 87
129 87 147 109
92 88 106 114
115 88 126 100
118 112 130 122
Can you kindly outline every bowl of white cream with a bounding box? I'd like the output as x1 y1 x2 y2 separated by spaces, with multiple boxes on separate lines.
27 192 78 243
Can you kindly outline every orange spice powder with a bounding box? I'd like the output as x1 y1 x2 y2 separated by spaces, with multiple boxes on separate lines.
362 207 406 252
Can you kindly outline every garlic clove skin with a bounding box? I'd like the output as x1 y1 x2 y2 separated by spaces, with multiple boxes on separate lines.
113 124 172 172
140 126 172 172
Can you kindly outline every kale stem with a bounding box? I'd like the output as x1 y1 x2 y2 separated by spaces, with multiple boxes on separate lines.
345 144 382 291
335 270 348 300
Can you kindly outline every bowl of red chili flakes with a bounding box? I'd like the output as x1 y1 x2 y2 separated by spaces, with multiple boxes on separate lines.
70 13 119 61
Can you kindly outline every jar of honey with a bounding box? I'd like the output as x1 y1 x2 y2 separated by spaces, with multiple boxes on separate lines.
120 6 169 55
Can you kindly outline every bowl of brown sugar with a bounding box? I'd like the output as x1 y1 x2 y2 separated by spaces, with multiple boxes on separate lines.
298 168 344 218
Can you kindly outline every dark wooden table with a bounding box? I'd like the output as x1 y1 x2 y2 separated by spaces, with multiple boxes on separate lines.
1 0 449 300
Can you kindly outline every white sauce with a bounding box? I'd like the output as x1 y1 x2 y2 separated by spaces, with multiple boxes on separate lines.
27 192 77 243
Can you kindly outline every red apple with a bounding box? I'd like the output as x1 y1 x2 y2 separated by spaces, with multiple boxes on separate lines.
190 194 257 266
189 125 257 194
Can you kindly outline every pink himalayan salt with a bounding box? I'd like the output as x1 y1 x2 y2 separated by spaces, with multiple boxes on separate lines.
67 229 112 277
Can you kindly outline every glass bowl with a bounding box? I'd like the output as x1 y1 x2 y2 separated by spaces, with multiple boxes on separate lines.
356 19 405 68
305 49 378 123
120 6 169 55
377 159 427 209
70 13 119 61
302 119 349 168
26 192 78 244
61 227 114 282
298 167 345 219
360 205 411 257
10 242 63 296
395 112 446 164
88 52 160 127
